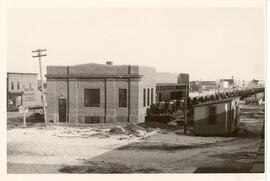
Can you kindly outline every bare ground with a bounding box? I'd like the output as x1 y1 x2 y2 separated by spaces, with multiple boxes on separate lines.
7 103 264 173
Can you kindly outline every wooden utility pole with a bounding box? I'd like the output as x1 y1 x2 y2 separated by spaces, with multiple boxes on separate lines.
23 105 26 127
32 49 47 127
184 82 188 135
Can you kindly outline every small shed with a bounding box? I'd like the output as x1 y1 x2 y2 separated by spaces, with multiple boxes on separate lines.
193 97 240 136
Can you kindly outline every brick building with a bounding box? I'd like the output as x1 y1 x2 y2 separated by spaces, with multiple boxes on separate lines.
156 83 188 102
153 72 190 102
46 62 156 124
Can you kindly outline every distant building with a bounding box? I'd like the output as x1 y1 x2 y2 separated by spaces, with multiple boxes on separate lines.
177 73 189 84
156 83 187 102
46 62 156 124
189 81 200 92
189 80 217 97
189 80 217 92
193 97 240 136
218 78 235 92
258 80 265 87
246 79 259 89
200 81 218 91
7 72 40 109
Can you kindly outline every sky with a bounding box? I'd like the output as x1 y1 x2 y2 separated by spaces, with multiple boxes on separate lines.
7 6 265 81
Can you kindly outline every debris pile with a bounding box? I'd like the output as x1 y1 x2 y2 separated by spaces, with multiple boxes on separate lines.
108 124 147 137
108 127 125 135
138 121 178 131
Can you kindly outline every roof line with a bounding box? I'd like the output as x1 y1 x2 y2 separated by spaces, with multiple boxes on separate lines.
7 72 38 75
46 74 143 79
193 97 241 107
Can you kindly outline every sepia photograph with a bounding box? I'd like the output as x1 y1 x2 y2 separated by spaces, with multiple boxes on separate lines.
3 0 267 179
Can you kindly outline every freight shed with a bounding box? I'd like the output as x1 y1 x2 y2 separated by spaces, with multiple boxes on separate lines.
193 97 240 136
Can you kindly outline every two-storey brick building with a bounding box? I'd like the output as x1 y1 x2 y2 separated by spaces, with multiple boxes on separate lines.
46 62 156 124
7 72 40 109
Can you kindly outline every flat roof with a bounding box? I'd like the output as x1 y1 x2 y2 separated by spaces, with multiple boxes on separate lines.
47 62 155 69
46 74 143 79
156 83 186 86
7 72 38 75
193 96 240 107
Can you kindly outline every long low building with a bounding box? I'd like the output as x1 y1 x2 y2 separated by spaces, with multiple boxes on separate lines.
193 97 240 136
46 62 156 124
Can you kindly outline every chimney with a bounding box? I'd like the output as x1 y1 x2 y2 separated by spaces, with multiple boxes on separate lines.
106 61 113 65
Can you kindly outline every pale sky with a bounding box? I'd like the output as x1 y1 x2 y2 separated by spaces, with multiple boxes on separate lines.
7 7 265 81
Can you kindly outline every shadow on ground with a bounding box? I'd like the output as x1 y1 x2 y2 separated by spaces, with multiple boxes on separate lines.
117 142 212 152
7 113 45 130
58 162 161 174
194 151 257 173
57 137 259 174
58 104 264 174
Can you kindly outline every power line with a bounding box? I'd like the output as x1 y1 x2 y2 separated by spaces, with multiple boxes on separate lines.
32 49 47 127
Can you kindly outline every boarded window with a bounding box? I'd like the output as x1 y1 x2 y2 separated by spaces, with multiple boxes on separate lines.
208 106 216 124
151 88 153 104
143 89 146 107
84 89 100 107
119 89 127 108
84 117 100 124
147 88 150 106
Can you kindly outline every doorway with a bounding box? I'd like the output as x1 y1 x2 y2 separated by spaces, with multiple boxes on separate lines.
58 99 67 123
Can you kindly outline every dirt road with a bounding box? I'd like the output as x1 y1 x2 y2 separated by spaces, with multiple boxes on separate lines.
7 103 264 173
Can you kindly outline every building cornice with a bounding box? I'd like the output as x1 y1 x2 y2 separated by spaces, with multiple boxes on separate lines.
7 72 38 75
45 74 143 80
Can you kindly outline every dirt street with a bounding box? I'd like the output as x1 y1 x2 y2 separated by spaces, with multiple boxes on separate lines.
7 103 264 173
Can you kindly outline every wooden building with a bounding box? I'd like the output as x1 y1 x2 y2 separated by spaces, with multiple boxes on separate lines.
193 97 240 136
